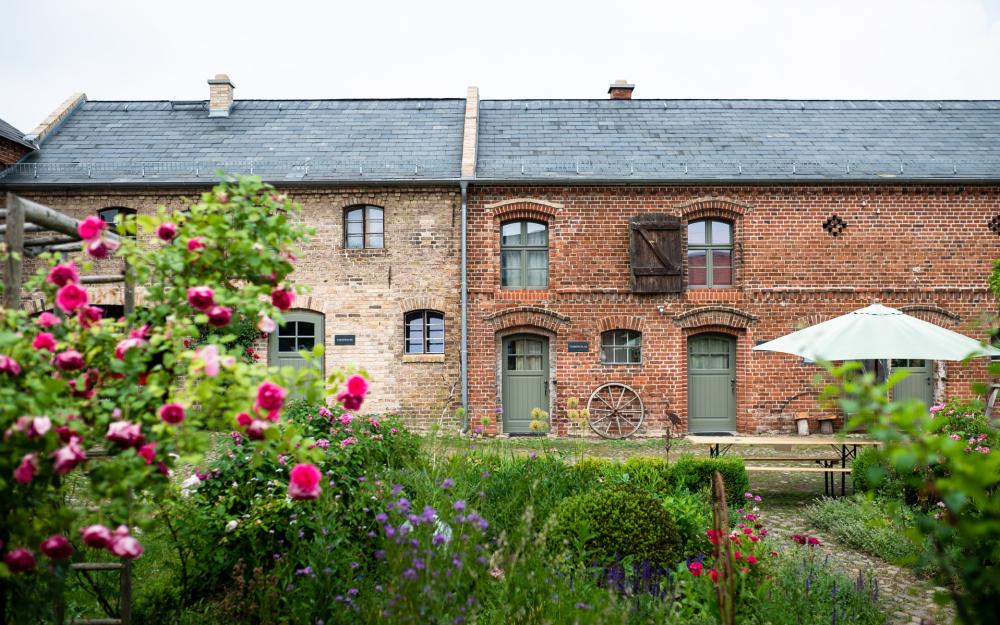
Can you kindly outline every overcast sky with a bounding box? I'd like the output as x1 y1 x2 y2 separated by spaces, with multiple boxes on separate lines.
3 0 1000 132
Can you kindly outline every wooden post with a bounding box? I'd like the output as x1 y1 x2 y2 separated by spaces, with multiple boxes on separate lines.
119 559 132 625
123 259 135 315
712 471 736 625
4 193 24 309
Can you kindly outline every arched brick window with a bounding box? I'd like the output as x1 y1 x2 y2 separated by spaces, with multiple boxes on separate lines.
97 207 136 238
404 310 444 354
344 205 384 249
500 220 548 289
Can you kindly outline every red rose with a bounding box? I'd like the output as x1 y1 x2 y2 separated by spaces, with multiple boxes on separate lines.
40 535 74 560
206 305 232 327
271 289 294 311
159 403 185 425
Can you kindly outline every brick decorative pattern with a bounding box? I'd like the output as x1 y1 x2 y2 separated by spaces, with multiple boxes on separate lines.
466 184 1000 436
8 186 463 432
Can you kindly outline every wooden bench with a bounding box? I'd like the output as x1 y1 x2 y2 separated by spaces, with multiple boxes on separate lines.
744 464 852 497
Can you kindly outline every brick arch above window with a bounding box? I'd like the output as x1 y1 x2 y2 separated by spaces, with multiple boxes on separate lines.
596 315 646 334
673 306 757 330
485 198 562 222
485 306 570 333
675 197 752 221
899 304 961 327
399 295 450 314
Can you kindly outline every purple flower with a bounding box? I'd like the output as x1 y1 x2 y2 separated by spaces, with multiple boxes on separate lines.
391 484 404 496
441 478 455 490
376 512 388 524
348 588 359 596
350 561 359 569
453 500 466 512
452 556 462 569
375 550 386 560
296 566 313 576
432 533 447 546
402 568 418 580
575 602 591 610
397 498 411 514
528 452 537 460
413 558 426 570
421 505 437 523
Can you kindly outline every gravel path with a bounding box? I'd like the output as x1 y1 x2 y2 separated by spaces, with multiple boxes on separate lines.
765 495 954 625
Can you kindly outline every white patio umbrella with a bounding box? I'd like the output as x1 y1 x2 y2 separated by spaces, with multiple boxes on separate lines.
752 303 1000 361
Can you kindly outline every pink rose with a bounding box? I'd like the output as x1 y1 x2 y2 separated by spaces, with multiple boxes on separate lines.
255 381 287 418
28 416 51 438
137 443 156 465
0 355 21 376
206 305 232 327
115 337 146 360
187 237 205 251
159 403 185 425
32 332 57 352
247 419 270 440
3 548 36 574
54 350 85 371
109 526 143 559
106 421 143 448
47 262 79 287
271 289 294 311
40 535 74 560
194 344 234 377
235 412 252 427
257 314 277 334
80 524 113 549
346 375 369 397
186 286 215 311
288 463 322 500
52 438 87 474
338 414 353 425
37 312 61 327
78 305 104 328
156 222 177 241
86 238 120 259
55 284 88 314
14 454 38 484
77 215 105 241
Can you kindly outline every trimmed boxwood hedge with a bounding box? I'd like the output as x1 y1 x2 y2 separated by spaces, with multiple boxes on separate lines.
569 454 749 505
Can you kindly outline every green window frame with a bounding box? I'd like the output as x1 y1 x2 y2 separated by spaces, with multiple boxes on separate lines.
344 205 384 249
500 220 548 289
601 329 642 364
687 219 733 288
405 310 444 354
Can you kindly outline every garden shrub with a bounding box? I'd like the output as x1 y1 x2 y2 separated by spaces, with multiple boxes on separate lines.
851 447 911 500
669 455 750 505
550 487 682 566
660 490 713 557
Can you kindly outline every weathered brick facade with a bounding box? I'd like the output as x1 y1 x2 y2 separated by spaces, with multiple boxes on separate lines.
465 185 1000 435
12 186 463 430
0 138 31 168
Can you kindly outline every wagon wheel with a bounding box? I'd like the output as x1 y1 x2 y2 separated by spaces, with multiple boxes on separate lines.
587 382 644 439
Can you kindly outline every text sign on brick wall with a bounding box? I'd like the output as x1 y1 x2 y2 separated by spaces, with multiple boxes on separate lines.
567 341 590 353
334 335 356 346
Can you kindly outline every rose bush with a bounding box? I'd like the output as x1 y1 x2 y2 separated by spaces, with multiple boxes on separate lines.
0 175 340 621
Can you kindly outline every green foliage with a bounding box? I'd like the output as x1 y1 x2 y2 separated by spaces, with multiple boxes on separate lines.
551 487 681 566
670 455 750 505
851 447 912 500
661 490 713 557
826 361 1000 625
805 496 929 568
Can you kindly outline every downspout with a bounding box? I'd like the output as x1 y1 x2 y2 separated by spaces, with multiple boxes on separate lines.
459 180 469 432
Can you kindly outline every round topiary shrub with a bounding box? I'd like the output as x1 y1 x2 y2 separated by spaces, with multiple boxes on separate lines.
549 487 681 566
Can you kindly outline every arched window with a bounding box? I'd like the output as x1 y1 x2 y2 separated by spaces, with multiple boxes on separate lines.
268 311 325 373
601 329 641 364
405 310 444 354
97 207 137 238
687 219 732 288
500 220 548 289
344 205 384 249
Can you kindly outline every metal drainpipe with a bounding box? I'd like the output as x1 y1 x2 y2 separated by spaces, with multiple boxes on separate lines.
459 180 469 433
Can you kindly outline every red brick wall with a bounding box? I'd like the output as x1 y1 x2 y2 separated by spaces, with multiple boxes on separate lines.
466 185 1000 436
0 138 31 168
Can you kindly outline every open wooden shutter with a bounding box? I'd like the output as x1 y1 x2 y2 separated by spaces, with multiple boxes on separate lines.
629 214 683 293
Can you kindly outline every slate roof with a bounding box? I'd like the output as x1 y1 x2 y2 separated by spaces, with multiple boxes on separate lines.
476 99 1000 181
0 118 34 150
1 99 465 185
3 97 1000 185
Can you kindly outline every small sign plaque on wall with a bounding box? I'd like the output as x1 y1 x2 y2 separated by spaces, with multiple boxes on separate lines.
334 335 356 346
567 341 590 353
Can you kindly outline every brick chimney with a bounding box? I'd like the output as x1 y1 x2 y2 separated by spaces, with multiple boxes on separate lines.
208 74 235 117
608 79 635 100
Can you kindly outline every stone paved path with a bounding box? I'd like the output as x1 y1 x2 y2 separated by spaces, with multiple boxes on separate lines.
766 503 954 625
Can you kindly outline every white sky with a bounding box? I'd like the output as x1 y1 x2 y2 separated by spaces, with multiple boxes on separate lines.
3 0 1000 133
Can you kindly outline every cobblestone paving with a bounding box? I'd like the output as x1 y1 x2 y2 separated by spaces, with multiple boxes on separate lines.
762 486 955 625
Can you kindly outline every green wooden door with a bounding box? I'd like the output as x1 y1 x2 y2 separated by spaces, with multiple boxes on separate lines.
891 359 933 406
269 311 325 377
502 334 549 433
688 334 736 432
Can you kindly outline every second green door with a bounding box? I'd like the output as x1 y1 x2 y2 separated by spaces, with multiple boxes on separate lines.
688 333 737 433
502 334 549 433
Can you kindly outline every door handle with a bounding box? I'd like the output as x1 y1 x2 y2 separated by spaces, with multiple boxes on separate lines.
731 379 736 393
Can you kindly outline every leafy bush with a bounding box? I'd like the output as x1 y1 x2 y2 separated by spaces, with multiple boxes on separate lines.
661 490 713 557
551 487 681 566
804 496 927 567
670 455 750 505
851 447 911 500
931 397 994 447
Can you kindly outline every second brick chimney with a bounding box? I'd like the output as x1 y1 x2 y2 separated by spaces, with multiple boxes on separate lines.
208 74 235 117
608 79 635 100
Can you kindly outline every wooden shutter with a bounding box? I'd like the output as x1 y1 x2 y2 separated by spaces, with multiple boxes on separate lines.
629 214 683 293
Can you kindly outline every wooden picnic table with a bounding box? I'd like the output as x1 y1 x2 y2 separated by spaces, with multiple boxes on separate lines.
685 435 882 496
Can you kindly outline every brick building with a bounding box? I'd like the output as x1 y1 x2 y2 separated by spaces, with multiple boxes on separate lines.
0 118 35 168
3 78 1000 435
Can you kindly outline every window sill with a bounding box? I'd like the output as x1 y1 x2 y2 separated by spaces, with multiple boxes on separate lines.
402 354 445 364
